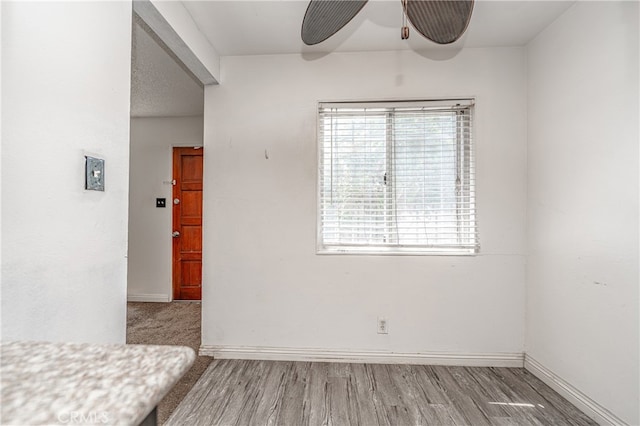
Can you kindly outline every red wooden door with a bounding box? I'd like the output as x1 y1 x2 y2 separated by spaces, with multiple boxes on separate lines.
172 147 203 300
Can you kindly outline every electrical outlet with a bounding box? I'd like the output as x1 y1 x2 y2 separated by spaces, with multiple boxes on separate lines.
377 317 388 334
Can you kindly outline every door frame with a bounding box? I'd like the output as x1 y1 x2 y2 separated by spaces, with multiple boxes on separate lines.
128 5 211 307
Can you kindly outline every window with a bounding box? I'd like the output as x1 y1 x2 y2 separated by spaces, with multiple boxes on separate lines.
318 99 477 254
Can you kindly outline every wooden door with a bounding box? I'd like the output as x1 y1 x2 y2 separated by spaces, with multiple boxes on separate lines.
172 147 203 300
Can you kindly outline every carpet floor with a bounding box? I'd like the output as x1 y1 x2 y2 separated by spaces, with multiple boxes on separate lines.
126 302 212 425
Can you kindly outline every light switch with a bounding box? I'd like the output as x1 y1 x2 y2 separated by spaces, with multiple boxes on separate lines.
156 198 166 208
85 156 104 191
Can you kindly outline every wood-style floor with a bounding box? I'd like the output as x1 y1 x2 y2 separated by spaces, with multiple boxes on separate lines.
166 360 596 426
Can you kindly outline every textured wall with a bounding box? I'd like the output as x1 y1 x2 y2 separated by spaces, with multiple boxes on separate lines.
526 2 639 423
201 48 528 358
128 116 203 301
1 2 132 343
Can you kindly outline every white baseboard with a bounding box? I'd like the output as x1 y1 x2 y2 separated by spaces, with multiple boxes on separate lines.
199 345 524 367
127 293 170 303
524 355 627 426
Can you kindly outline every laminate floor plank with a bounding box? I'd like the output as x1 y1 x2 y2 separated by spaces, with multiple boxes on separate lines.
447 366 506 420
429 403 460 426
363 363 393 426
207 360 257 425
387 365 441 425
251 361 291 426
481 367 562 426
345 371 364 426
350 363 386 426
167 360 596 426
277 361 310 426
430 365 492 426
419 366 471 425
213 361 263 426
464 367 543 425
166 359 238 426
412 365 451 405
490 367 568 424
489 368 596 426
221 361 273 426
509 368 597 426
369 364 414 426
232 361 272 426
328 376 351 425
305 362 330 426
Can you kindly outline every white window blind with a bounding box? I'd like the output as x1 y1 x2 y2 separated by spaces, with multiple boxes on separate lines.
318 99 477 254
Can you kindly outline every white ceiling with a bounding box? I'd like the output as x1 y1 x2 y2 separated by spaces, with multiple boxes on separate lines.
131 0 574 117
183 0 575 56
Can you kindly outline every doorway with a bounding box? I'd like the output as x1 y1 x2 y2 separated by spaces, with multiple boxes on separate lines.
126 8 211 421
127 11 205 302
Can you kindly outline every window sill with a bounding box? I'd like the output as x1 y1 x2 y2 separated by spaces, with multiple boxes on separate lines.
316 247 478 256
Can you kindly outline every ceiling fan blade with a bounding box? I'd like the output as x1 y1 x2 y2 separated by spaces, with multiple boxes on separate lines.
302 0 369 45
405 0 474 44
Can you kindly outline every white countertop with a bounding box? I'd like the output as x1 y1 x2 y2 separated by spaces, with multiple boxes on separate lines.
1 341 195 425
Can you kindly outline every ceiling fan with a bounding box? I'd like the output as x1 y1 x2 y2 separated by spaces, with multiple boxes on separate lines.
301 0 474 45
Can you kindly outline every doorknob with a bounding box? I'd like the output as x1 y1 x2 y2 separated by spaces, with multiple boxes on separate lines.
172 231 180 238
173 198 180 205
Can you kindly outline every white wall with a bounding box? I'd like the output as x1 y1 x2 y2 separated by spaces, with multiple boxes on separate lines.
202 48 528 359
526 2 639 424
128 116 203 301
1 2 132 343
